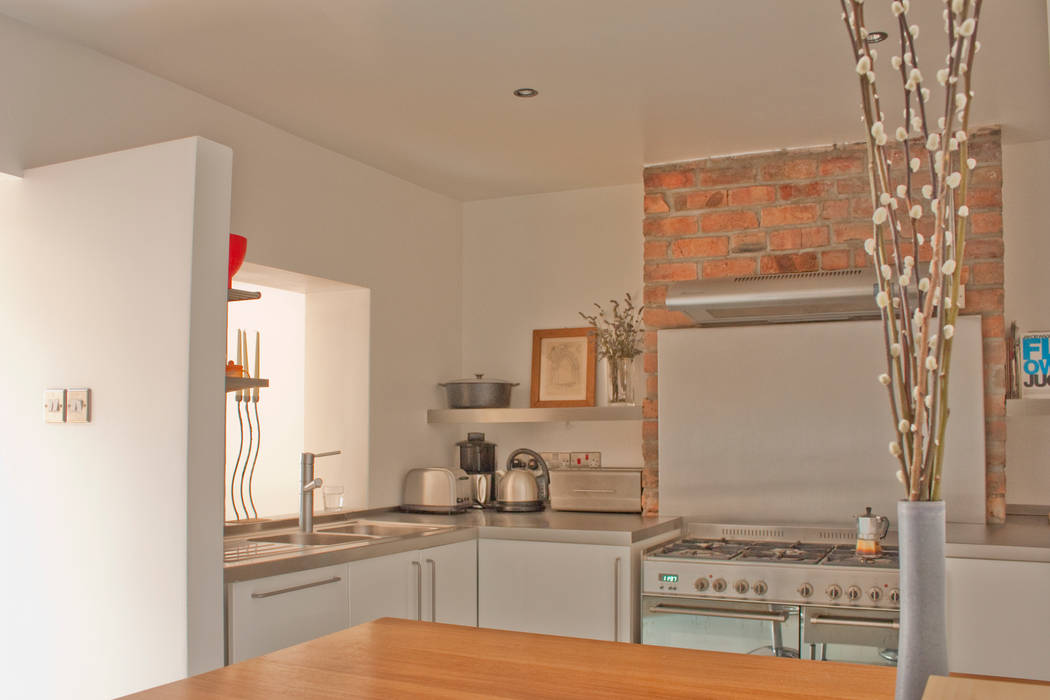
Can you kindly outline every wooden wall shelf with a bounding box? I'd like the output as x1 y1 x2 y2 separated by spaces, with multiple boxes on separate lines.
226 377 269 393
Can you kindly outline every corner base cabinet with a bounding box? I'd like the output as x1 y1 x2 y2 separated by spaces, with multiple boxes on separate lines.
478 539 631 642
226 564 349 664
349 540 477 627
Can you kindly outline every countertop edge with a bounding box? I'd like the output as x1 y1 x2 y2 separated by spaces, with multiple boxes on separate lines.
224 510 683 583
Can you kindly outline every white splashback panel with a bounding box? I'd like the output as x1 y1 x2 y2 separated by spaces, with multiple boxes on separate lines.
658 317 985 524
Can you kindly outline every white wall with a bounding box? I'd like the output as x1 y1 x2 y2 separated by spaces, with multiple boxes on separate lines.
1002 136 1050 505
305 286 372 510
0 14 463 508
225 283 306 521
0 138 230 698
460 184 644 468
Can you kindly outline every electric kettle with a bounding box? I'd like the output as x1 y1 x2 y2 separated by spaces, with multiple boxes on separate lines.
496 448 550 513
855 506 890 556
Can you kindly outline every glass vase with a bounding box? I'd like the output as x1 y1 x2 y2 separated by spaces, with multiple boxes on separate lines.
605 356 635 405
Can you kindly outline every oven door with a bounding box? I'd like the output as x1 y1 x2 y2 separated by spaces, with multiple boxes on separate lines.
803 606 899 666
642 595 802 657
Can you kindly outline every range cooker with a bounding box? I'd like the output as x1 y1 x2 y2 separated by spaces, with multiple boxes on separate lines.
641 523 899 666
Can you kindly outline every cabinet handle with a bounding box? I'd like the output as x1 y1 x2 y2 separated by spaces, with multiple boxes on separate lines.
810 615 899 630
250 576 341 599
426 558 436 622
614 556 622 642
411 560 422 621
647 603 790 623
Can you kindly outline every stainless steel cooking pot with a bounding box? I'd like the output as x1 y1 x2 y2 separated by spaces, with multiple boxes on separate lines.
439 374 519 408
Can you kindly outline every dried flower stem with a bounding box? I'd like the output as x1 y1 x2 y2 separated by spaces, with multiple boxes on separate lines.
579 293 644 360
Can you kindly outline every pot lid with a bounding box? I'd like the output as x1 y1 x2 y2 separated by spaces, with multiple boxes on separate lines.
440 373 518 386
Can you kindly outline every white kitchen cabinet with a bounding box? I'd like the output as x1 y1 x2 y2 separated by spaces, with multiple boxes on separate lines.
478 539 630 642
227 564 349 664
347 549 421 625
423 540 478 626
349 539 477 627
946 557 1050 681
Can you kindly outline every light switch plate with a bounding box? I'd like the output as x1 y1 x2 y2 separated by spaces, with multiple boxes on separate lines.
67 388 91 423
570 451 601 468
44 389 66 423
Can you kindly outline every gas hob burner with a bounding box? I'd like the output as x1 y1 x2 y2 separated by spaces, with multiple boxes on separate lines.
822 545 900 569
736 541 833 565
652 538 751 560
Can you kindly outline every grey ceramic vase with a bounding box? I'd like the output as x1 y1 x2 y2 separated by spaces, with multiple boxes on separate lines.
895 500 949 700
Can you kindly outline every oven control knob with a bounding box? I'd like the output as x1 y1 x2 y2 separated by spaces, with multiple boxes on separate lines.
826 584 842 600
712 578 727 593
889 588 900 604
846 585 862 602
753 581 768 596
734 579 749 594
797 583 813 598
694 578 709 592
868 587 882 602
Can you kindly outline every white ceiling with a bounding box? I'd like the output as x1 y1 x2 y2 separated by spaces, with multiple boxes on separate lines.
2 0 1048 200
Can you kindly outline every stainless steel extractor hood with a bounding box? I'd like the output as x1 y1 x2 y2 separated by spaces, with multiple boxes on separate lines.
667 268 881 325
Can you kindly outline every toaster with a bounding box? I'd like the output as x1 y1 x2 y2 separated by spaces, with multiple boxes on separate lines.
401 467 472 514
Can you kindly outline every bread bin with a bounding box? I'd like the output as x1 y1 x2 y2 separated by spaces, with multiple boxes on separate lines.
401 467 472 514
548 468 642 513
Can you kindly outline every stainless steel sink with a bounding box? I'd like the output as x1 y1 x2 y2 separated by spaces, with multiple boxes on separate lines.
320 520 452 537
248 532 379 546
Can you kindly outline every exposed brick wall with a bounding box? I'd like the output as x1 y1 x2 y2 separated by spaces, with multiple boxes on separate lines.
640 128 1006 523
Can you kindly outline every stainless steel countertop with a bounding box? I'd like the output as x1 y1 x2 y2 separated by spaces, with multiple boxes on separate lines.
946 515 1050 562
224 507 682 583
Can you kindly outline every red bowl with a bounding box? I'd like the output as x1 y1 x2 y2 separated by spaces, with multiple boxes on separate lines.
228 234 247 288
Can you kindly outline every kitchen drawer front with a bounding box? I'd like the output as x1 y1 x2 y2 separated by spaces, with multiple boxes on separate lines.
227 564 349 664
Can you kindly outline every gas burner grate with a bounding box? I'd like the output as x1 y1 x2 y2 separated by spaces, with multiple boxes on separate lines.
736 541 833 565
821 545 900 569
652 537 751 560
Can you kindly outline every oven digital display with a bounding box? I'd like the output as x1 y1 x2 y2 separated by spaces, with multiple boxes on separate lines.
659 574 678 583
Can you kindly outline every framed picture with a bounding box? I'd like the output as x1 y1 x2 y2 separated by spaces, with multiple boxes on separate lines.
530 327 596 408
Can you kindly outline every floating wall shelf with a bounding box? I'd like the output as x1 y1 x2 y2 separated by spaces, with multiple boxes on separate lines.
226 376 270 393
1006 398 1050 417
426 406 643 424
228 288 262 302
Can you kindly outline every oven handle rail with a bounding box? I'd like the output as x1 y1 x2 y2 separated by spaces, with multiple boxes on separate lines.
647 602 790 623
809 614 899 630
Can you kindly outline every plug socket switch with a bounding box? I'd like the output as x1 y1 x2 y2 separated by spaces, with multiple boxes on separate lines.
570 452 601 468
44 389 66 423
67 388 91 423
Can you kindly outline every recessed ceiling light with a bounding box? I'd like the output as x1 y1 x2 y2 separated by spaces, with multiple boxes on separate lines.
513 88 539 98
865 31 889 44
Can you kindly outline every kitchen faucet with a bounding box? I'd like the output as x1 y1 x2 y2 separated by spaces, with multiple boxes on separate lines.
300 450 340 533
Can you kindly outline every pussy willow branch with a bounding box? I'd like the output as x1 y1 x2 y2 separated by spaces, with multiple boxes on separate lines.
841 0 982 501
933 0 983 501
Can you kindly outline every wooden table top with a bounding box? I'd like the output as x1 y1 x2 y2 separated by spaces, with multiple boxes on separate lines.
125 618 898 699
